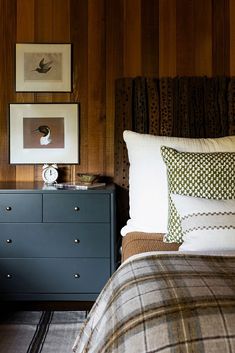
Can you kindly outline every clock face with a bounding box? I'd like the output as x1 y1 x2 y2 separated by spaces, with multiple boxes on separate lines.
42 166 58 184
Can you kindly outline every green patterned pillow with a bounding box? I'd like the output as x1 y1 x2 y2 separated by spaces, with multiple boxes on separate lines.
161 146 235 242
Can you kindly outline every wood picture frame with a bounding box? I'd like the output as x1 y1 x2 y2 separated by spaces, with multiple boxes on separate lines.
9 103 79 164
15 43 72 92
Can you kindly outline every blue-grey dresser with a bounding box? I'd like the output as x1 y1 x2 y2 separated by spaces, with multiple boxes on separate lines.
0 182 116 301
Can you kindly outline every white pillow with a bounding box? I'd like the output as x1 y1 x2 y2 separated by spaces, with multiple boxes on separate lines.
121 130 235 236
172 194 235 251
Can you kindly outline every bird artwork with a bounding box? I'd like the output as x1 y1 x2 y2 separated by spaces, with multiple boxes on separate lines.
33 125 52 145
32 58 53 74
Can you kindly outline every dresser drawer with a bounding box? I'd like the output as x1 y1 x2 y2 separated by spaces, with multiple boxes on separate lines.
0 258 110 293
43 194 110 222
0 194 42 222
0 223 110 257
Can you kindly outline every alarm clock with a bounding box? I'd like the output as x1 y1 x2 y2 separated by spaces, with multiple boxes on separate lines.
42 164 59 184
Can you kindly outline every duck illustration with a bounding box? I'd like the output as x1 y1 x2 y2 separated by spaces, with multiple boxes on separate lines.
33 125 52 145
33 58 53 74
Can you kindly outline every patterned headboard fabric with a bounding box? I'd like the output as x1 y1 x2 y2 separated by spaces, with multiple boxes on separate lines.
114 76 235 232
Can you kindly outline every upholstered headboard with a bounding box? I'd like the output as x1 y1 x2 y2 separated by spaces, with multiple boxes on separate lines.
114 76 235 233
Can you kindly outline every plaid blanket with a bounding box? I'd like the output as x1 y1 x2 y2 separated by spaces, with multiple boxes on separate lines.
73 253 235 353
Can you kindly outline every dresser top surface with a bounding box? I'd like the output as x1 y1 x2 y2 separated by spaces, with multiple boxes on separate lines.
0 182 115 194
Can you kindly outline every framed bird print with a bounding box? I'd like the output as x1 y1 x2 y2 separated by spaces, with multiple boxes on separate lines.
15 43 72 92
9 103 79 164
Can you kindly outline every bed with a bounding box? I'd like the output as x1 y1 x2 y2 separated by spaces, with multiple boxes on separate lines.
73 77 235 352
73 251 235 353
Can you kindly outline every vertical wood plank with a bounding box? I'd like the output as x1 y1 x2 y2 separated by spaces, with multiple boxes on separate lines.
51 0 72 181
52 0 70 105
16 0 35 181
52 0 70 42
141 0 159 76
34 0 53 42
34 0 53 181
194 0 212 76
176 0 195 75
159 0 177 77
51 0 71 105
230 0 235 75
212 0 230 76
87 0 106 174
0 0 16 181
106 0 124 176
70 0 88 178
123 0 142 76
34 0 53 104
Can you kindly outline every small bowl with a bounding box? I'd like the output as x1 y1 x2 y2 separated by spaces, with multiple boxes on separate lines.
77 173 99 185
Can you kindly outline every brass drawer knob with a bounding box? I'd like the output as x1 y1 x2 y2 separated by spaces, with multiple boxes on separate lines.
6 207 12 211
74 273 80 279
6 239 12 244
6 274 12 279
74 239 80 244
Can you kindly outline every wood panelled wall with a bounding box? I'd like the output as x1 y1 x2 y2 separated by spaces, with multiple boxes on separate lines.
0 0 234 182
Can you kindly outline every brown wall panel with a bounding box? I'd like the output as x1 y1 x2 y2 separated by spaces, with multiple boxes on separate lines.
141 0 159 76
0 0 16 181
212 0 230 76
194 0 212 76
35 0 53 42
106 0 124 176
87 0 106 174
230 0 235 75
70 0 88 178
123 0 142 76
0 0 232 182
52 0 70 42
16 0 35 182
33 0 53 181
159 0 176 76
176 0 196 75
51 0 72 181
